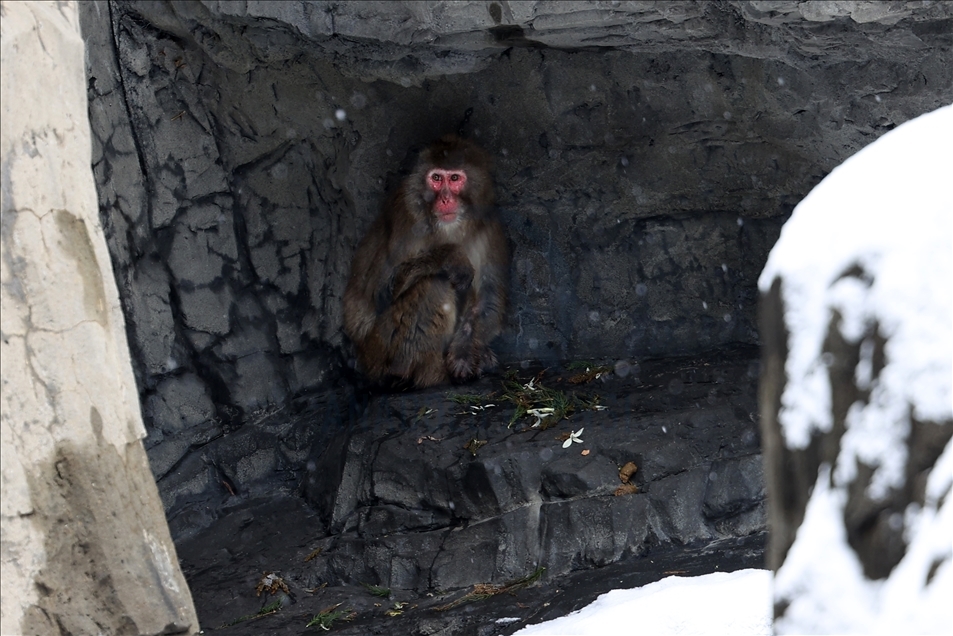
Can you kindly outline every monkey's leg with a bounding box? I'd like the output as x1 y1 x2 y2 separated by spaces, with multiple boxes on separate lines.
360 273 465 388
360 246 473 387
446 306 497 381
446 277 505 381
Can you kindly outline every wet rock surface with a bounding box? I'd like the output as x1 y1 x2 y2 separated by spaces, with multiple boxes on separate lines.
176 346 765 633
73 2 953 632
78 1 952 461
182 509 763 636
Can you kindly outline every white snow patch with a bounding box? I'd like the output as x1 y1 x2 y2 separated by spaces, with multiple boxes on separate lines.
761 103 953 634
511 569 771 636
758 103 953 495
775 452 952 634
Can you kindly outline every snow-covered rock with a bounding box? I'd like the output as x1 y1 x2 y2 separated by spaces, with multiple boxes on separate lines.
759 104 952 634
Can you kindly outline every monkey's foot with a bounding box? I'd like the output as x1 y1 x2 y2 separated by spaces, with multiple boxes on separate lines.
446 345 497 382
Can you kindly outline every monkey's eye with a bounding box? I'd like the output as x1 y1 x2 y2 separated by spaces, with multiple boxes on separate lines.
450 174 460 182
431 173 442 182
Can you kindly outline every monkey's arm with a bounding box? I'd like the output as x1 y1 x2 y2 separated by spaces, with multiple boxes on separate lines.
446 223 509 379
343 217 391 343
471 220 509 338
392 244 473 299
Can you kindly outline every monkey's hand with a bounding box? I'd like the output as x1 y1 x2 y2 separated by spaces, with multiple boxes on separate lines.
446 320 497 382
431 244 473 292
442 258 474 292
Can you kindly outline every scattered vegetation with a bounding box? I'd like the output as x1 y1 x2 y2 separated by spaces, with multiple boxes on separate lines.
449 391 498 415
567 365 613 384
435 566 546 611
363 583 392 598
307 604 356 631
385 601 409 617
501 371 605 429
304 548 323 562
256 572 290 596
448 392 496 405
565 360 596 371
560 428 585 448
222 599 282 627
447 370 606 431
414 406 437 423
464 438 488 455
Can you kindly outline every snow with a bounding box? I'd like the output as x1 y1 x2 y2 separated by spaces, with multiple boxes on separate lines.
774 442 952 635
759 102 953 634
758 103 953 486
510 569 772 636
513 104 953 636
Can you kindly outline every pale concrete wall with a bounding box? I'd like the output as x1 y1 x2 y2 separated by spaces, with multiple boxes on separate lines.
1 2 198 633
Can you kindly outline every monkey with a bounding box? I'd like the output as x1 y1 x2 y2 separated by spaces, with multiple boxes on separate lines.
343 135 509 389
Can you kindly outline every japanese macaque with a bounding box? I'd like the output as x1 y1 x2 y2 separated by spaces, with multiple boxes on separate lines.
343 135 509 388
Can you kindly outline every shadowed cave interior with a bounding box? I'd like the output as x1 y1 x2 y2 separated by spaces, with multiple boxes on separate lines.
76 2 953 633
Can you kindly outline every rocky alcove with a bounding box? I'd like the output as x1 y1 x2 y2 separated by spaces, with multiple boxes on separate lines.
73 1 953 633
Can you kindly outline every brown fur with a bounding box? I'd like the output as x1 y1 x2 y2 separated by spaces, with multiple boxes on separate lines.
343 135 509 388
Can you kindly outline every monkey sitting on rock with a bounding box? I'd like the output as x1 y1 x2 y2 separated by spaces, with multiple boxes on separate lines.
343 135 509 388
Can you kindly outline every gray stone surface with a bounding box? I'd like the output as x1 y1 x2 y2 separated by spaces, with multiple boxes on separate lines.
179 507 763 635
290 349 763 592
173 349 765 634
1 2 197 633
71 2 953 630
78 3 953 477
704 454 766 518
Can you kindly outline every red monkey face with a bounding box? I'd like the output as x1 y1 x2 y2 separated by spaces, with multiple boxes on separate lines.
426 168 467 223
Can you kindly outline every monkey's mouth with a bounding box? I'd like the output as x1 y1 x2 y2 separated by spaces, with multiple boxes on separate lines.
437 211 458 223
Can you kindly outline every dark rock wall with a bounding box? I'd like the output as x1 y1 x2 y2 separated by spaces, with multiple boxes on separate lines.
175 349 765 601
78 2 953 495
